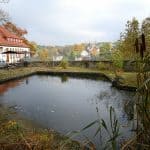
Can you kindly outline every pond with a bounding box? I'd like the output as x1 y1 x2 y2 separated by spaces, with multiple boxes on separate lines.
0 75 135 148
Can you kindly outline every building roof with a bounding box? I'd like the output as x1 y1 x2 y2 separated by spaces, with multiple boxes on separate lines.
0 26 29 48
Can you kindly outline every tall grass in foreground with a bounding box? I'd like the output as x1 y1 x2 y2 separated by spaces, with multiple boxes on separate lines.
122 34 150 149
63 106 120 150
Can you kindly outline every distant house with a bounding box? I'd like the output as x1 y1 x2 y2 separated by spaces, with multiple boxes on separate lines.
77 43 100 61
86 43 100 55
81 50 89 57
52 55 63 61
75 57 82 61
80 50 91 60
0 26 30 63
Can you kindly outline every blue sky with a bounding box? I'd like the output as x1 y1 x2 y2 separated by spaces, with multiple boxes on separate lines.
1 0 150 45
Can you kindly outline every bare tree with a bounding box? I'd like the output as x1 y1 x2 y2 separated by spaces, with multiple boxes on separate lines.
0 0 10 23
0 0 9 3
0 9 9 23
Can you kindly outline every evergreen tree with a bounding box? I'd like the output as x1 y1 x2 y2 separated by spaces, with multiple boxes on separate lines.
142 17 150 52
118 18 139 59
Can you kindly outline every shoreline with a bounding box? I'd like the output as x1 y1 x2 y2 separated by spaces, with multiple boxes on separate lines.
0 104 82 150
0 67 137 91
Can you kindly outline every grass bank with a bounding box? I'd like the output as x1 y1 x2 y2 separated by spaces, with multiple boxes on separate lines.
0 105 81 150
0 66 137 87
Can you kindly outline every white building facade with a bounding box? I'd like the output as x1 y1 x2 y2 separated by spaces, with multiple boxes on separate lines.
52 55 63 61
0 46 30 63
0 26 30 64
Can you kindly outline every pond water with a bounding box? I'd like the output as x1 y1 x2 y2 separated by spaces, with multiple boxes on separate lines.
0 75 135 149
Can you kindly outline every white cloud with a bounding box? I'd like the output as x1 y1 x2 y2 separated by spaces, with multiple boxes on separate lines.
1 0 150 45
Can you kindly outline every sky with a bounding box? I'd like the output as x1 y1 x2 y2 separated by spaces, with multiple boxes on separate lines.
1 0 150 46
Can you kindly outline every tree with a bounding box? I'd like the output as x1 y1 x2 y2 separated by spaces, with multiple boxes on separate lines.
3 22 27 37
38 49 49 61
100 42 111 53
112 50 123 73
0 0 9 24
48 47 58 60
23 41 37 56
0 9 9 23
70 51 75 60
72 43 85 51
0 0 9 3
98 42 112 60
142 17 150 52
69 43 85 60
118 18 139 59
0 0 9 23
70 50 81 60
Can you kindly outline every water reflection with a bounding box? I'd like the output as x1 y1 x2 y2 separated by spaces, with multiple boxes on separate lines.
25 79 29 85
87 87 134 122
60 75 68 83
0 79 24 95
86 86 135 147
123 100 134 120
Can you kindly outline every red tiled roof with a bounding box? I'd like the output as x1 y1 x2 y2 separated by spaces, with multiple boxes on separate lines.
0 26 29 48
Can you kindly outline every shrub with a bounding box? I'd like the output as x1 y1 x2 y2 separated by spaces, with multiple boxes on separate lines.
96 62 111 70
59 59 69 69
112 51 123 70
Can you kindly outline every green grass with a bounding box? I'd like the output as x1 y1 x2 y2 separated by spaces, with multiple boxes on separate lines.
0 66 137 87
41 67 137 87
118 72 137 87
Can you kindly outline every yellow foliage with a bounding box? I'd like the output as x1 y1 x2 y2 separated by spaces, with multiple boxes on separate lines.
39 134 51 142
6 120 17 129
73 43 85 51
90 47 98 56
38 49 49 61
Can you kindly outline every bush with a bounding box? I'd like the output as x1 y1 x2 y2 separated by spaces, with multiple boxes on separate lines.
59 59 69 69
96 62 111 70
112 51 123 70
